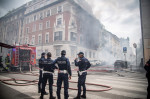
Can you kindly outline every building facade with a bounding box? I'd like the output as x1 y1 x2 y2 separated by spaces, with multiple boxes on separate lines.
23 0 101 62
140 0 150 63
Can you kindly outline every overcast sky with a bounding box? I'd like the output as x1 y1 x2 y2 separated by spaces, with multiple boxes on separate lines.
0 0 142 48
85 0 142 47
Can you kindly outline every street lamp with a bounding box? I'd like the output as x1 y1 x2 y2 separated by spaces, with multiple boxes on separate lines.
133 43 137 70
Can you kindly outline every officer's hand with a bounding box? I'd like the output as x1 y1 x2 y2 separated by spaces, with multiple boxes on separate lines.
75 58 78 60
58 69 60 73
69 76 71 80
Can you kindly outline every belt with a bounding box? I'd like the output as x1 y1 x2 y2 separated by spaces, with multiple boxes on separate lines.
59 70 68 74
43 71 53 74
40 68 43 71
78 70 87 75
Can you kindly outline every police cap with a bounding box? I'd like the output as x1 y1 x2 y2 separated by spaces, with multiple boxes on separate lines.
77 52 84 55
41 52 46 56
61 50 66 55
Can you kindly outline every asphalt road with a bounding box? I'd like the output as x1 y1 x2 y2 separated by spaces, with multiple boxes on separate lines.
0 67 147 99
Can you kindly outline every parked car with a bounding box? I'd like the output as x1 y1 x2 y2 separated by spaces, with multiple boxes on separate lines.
89 60 101 66
114 60 128 71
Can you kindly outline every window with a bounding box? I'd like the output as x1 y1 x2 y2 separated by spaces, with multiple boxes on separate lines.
46 21 50 29
32 24 36 32
40 12 43 20
25 37 28 44
57 18 62 25
56 47 61 56
38 34 42 44
85 52 87 57
71 47 76 57
31 35 35 45
71 20 75 26
58 6 62 13
93 52 95 58
89 52 91 58
45 33 49 43
26 18 29 24
70 32 76 41
26 27 29 34
45 49 48 53
54 31 62 41
46 10 50 17
34 15 37 21
39 23 43 30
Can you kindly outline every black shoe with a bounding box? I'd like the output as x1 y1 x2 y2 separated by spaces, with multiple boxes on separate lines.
49 96 56 99
73 96 80 99
81 95 86 98
38 87 41 93
40 95 43 99
44 92 48 95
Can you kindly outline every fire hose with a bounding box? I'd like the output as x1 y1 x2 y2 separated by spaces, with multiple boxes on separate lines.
0 65 112 92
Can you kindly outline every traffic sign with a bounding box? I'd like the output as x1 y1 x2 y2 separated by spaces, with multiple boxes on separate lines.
123 47 127 53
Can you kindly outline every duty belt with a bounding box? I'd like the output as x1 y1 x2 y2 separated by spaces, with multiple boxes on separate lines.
78 70 87 75
59 70 68 74
40 68 43 71
43 71 53 74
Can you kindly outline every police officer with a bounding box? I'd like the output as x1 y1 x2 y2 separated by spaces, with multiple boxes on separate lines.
144 58 150 99
38 52 47 94
53 50 72 99
74 52 91 99
40 52 57 99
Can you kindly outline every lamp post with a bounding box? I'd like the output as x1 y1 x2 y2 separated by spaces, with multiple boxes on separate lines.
133 43 137 70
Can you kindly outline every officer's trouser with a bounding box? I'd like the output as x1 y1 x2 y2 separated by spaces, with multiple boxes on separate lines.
77 72 87 96
41 73 53 96
57 73 69 99
38 70 43 91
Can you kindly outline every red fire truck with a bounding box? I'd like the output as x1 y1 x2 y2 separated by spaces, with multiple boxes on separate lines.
11 45 36 71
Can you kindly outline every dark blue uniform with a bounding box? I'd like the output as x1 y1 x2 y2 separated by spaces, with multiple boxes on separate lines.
41 58 57 98
53 55 72 99
74 57 91 97
38 56 45 93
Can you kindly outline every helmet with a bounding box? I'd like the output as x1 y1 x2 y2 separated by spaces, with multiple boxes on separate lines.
61 50 66 55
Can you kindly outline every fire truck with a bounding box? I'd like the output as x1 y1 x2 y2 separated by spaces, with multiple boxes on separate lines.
11 45 36 71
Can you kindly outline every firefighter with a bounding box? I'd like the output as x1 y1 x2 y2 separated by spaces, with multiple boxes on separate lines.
38 52 48 95
5 54 11 71
74 52 91 99
0 56 3 71
144 58 150 99
40 52 57 99
53 50 72 99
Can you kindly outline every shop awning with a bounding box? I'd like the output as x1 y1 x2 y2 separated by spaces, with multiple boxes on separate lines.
0 42 15 48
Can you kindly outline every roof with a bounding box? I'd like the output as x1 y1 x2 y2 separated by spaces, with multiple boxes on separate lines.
0 42 15 48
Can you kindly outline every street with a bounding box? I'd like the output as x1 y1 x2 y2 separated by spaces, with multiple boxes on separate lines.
0 66 147 99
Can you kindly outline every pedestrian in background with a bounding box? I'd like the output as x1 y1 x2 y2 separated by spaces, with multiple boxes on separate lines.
5 53 10 71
